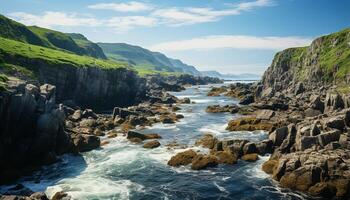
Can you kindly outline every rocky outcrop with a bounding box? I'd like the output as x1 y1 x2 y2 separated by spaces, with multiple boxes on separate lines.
260 28 350 96
2 52 147 110
0 82 105 185
264 149 350 198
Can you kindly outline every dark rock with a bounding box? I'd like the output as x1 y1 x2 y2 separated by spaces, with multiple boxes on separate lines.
325 142 341 150
127 131 147 140
295 82 305 95
143 140 161 149
310 95 324 112
239 94 254 105
305 108 322 117
317 130 341 147
73 134 100 152
325 116 345 131
325 93 345 113
297 136 318 151
29 192 49 200
269 126 289 146
82 109 97 119
51 191 71 200
255 139 274 155
243 142 258 155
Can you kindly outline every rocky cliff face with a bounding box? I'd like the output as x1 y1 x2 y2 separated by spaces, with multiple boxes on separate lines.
261 28 350 96
2 53 147 110
0 83 72 184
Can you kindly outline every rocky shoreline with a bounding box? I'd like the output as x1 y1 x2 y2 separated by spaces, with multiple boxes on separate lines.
0 73 220 199
186 81 350 199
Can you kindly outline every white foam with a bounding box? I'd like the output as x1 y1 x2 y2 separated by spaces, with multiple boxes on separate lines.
46 178 143 200
213 181 229 193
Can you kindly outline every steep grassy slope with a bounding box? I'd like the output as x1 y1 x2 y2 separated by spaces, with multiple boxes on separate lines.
28 26 107 59
67 33 107 59
0 14 47 46
0 37 127 69
262 28 350 93
98 42 201 75
0 15 106 59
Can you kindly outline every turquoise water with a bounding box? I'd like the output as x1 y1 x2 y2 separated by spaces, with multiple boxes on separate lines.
5 82 314 200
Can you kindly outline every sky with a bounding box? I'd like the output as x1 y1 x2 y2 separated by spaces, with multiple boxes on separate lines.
1 0 349 75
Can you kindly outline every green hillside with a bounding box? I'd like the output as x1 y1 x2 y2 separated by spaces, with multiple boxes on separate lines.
67 33 107 59
98 43 201 75
0 37 127 69
0 14 47 46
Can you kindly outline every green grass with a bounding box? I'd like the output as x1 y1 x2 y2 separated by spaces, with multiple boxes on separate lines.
134 66 182 76
0 73 8 91
317 28 350 79
0 37 129 69
0 62 36 79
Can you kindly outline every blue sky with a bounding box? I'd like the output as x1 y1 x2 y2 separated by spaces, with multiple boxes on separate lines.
1 0 349 74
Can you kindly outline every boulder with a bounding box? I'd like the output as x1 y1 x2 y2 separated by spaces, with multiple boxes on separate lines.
79 118 96 128
255 139 274 155
73 134 100 152
262 159 278 174
127 131 147 141
243 142 258 155
195 134 218 149
29 192 49 200
345 109 350 127
143 140 161 149
317 130 341 147
71 110 82 121
239 94 254 105
112 107 137 119
226 117 273 132
51 191 71 200
325 116 345 131
324 142 341 150
167 150 197 167
241 153 259 162
325 93 345 113
205 105 239 114
305 108 322 118
191 154 218 170
222 139 249 157
213 151 237 164
308 182 332 197
82 109 97 119
310 123 321 136
269 126 289 146
297 136 318 151
280 124 297 153
256 110 275 120
295 82 305 95
309 95 324 112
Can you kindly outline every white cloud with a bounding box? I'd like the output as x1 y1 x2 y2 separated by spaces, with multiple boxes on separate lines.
9 11 100 28
88 1 153 12
152 0 274 26
150 35 312 52
106 16 158 32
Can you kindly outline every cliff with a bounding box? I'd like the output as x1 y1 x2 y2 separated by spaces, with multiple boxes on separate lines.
261 28 350 95
2 51 147 110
